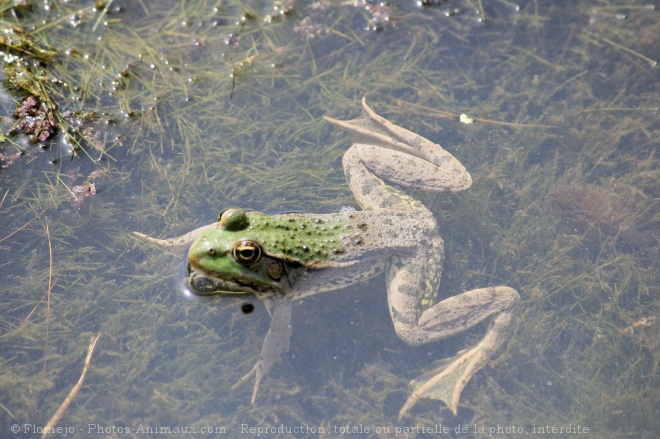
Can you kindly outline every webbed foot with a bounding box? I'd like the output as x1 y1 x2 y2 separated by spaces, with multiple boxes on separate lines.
398 344 487 420
397 287 518 419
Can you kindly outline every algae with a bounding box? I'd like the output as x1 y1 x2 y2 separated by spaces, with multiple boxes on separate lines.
0 1 657 437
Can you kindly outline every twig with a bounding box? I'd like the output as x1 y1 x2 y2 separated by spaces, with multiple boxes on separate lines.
92 0 114 32
41 333 102 439
43 222 53 377
0 209 46 243
20 276 60 328
620 316 656 335
584 31 657 67
0 189 8 209
383 95 555 128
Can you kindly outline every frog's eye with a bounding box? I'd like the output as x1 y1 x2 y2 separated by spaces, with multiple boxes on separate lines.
233 240 262 265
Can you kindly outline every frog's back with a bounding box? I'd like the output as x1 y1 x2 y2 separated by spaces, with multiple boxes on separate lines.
342 209 437 252
278 209 437 299
286 209 438 268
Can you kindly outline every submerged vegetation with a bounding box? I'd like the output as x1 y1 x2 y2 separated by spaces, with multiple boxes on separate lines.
0 0 657 438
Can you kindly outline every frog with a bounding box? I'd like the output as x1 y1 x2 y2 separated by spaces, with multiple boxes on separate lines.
133 97 520 419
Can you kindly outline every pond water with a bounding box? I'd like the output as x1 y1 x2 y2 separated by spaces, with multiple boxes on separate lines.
0 1 657 438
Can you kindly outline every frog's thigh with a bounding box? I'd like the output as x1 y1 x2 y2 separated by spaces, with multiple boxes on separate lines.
388 261 519 347
345 143 465 196
386 243 443 342
342 145 424 211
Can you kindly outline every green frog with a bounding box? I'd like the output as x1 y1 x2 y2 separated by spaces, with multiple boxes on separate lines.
133 98 519 419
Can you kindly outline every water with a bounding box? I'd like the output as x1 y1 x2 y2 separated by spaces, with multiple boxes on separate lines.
1 1 657 437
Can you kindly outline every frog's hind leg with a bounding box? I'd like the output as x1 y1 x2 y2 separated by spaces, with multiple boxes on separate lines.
387 248 519 418
340 145 426 211
397 289 518 419
325 97 472 199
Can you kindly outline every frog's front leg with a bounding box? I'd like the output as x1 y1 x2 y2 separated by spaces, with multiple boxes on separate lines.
233 298 292 403
391 244 520 419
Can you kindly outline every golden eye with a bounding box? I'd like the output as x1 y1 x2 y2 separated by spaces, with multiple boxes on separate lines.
233 240 262 265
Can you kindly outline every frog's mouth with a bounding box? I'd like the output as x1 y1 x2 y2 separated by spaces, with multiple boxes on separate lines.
187 264 280 296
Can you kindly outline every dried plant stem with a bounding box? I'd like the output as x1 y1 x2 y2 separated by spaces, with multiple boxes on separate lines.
584 31 658 67
41 333 102 439
43 222 52 377
20 275 60 328
0 209 46 243
385 96 555 128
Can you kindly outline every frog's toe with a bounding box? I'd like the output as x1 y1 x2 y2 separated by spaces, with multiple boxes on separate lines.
232 362 263 404
398 345 487 420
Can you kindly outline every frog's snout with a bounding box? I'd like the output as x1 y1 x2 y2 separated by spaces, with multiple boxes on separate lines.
187 237 210 268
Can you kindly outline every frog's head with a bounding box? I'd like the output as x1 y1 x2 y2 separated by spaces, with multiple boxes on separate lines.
187 208 301 295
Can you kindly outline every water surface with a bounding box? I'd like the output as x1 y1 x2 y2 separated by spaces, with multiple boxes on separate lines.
1 1 657 438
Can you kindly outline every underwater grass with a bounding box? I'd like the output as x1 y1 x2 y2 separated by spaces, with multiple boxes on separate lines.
0 0 658 437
